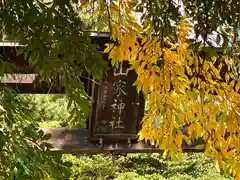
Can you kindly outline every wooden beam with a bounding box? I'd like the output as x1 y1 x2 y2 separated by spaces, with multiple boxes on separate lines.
42 128 205 154
1 82 65 94
0 73 90 94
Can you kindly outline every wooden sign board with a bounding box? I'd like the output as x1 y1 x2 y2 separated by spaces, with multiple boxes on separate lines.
88 61 145 142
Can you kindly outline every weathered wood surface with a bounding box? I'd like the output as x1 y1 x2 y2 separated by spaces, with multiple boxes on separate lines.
43 128 205 154
88 61 145 142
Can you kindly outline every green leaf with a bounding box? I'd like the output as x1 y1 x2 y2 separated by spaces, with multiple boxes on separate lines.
216 34 221 45
16 48 24 56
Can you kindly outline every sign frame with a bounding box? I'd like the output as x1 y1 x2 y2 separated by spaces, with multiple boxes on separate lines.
87 61 145 143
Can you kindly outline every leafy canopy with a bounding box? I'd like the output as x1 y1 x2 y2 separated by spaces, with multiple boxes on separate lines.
0 0 107 179
2 0 240 179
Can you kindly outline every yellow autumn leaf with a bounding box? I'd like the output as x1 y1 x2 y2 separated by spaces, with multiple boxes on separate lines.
104 43 114 53
137 131 145 141
186 65 193 76
230 80 235 88
225 73 230 82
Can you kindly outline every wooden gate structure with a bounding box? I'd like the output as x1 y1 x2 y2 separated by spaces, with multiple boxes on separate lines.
0 33 204 154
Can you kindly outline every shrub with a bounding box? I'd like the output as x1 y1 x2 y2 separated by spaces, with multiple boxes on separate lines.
116 172 165 180
63 153 233 180
63 154 117 180
18 94 86 128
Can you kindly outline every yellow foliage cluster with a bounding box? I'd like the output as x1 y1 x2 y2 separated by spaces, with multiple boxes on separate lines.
104 8 240 180
80 0 240 179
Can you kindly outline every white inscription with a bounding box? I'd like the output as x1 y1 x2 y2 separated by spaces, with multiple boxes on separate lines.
113 62 129 76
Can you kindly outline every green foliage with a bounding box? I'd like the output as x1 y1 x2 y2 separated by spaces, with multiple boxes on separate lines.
62 153 233 180
18 94 86 128
116 172 165 180
135 0 181 40
0 0 107 178
0 0 107 126
0 90 70 179
64 154 116 180
182 0 240 43
132 0 240 49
